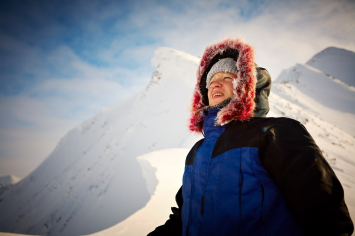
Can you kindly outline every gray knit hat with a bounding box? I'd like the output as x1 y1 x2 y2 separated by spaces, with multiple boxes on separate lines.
206 58 238 89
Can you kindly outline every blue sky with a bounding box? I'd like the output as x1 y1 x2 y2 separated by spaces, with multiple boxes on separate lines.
1 0 355 178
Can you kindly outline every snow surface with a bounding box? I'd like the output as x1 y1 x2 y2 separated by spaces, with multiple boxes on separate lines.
86 149 187 236
1 46 354 236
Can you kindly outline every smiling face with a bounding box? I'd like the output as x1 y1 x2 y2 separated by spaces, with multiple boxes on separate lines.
207 72 237 106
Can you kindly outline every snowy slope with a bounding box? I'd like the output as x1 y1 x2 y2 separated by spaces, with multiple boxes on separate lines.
273 63 355 136
86 149 187 236
0 175 21 186
0 48 202 236
1 46 354 236
306 47 355 87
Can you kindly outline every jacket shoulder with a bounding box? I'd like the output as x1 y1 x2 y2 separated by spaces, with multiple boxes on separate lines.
212 117 307 158
185 139 204 165
250 117 309 138
252 117 303 126
259 117 314 144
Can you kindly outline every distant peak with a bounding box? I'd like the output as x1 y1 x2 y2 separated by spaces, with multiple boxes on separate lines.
306 46 355 87
308 47 355 61
151 47 199 69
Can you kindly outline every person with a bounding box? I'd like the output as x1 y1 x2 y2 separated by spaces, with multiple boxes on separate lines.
148 37 354 236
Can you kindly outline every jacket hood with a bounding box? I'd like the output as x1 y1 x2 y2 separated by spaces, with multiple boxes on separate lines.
189 37 271 132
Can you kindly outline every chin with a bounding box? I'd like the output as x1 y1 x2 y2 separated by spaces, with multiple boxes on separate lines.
211 99 224 106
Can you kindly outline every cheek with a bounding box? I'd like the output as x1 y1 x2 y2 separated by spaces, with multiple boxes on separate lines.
226 82 234 96
207 90 213 102
207 90 211 98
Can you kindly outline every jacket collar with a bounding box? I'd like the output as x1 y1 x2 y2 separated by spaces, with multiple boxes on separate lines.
202 108 225 139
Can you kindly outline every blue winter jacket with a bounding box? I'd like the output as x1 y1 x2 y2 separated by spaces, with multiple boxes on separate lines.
181 108 303 236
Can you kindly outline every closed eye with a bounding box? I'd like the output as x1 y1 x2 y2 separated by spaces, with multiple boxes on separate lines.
209 77 234 86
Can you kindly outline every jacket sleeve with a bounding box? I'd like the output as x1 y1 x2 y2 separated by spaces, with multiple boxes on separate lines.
260 119 354 236
147 186 183 236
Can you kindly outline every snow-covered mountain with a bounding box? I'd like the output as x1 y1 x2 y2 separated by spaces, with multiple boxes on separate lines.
0 48 203 236
0 46 354 236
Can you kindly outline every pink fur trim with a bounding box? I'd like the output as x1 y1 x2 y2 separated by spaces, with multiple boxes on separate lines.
189 37 257 132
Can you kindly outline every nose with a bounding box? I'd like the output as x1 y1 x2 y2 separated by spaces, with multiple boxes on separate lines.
210 80 222 88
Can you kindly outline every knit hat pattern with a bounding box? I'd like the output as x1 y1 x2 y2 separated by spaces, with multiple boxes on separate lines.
206 58 238 89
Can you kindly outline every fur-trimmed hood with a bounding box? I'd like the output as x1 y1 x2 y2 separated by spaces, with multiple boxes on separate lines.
189 37 271 132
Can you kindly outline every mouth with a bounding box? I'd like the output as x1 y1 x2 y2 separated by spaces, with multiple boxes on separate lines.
213 93 224 98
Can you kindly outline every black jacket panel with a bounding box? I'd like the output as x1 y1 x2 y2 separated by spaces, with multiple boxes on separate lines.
258 118 354 235
185 139 204 165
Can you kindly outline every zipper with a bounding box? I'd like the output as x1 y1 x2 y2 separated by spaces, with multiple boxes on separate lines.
260 182 268 234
